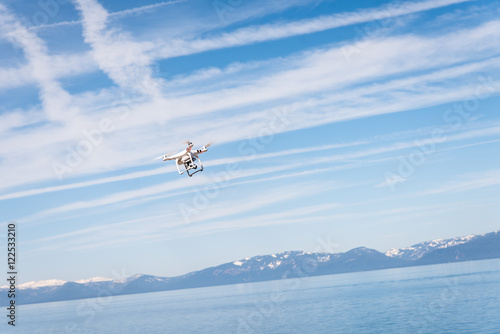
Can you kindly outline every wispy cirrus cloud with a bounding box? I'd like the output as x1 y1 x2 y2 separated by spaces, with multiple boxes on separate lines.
15 119 500 224
0 0 475 96
27 0 187 31
0 140 368 200
414 169 500 196
0 53 96 92
0 0 498 230
74 0 162 98
0 4 75 122
155 0 473 59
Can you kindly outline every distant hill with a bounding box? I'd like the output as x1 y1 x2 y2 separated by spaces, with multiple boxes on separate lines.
1 230 498 306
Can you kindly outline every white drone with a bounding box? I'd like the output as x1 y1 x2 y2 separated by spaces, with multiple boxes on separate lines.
157 141 211 177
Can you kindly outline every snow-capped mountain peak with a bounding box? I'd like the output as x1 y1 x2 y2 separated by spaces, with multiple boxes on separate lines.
75 277 113 284
1 276 114 290
385 233 480 260
0 279 68 290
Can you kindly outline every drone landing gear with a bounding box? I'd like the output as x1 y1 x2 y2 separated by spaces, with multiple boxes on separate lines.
177 155 204 177
186 164 203 177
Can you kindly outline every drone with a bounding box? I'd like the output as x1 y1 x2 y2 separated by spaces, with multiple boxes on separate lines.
157 141 211 177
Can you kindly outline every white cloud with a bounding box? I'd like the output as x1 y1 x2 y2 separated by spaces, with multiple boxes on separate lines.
74 0 162 98
0 0 476 95
0 53 96 92
0 139 367 200
108 0 187 19
414 169 500 196
0 166 171 201
0 2 499 199
19 119 500 223
155 0 473 59
183 182 325 224
0 4 76 122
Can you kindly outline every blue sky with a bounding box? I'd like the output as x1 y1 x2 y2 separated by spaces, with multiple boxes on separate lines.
0 0 499 283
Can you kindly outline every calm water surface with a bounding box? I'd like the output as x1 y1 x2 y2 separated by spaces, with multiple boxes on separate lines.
3 259 500 333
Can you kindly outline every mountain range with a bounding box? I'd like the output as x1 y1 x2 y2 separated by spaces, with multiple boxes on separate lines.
2 230 499 306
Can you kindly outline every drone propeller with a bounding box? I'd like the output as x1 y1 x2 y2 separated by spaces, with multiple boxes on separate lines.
155 151 175 160
185 140 213 145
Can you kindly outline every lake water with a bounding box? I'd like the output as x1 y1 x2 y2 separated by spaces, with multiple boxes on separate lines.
3 258 500 333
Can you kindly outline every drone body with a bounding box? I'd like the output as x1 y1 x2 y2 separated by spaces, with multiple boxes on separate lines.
158 141 210 177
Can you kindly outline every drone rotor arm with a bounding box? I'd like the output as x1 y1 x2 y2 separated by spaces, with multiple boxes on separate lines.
195 143 212 154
